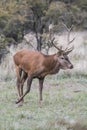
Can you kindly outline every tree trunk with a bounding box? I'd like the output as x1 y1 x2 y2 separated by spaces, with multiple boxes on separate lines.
33 17 44 51
37 36 42 51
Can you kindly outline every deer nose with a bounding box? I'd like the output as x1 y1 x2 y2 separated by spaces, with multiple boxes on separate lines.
69 64 73 69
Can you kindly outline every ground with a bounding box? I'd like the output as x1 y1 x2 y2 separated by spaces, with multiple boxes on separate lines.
0 75 87 130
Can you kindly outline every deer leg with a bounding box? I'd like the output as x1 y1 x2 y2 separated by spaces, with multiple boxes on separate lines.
16 75 32 104
16 67 22 99
39 78 44 107
20 71 28 102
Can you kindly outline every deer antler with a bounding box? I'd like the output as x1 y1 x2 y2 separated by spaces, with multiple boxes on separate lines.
51 38 64 52
48 23 75 54
62 23 75 54
64 46 74 55
48 33 64 53
48 28 64 52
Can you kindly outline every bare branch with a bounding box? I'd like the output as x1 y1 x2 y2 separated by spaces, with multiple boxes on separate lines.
24 37 36 50
62 22 73 32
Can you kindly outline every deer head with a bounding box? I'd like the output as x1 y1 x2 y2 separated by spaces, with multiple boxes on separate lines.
49 24 75 70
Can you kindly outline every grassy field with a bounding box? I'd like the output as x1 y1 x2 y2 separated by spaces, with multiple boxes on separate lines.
0 75 87 130
0 31 87 130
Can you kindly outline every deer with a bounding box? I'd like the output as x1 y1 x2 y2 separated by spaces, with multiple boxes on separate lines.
13 24 75 106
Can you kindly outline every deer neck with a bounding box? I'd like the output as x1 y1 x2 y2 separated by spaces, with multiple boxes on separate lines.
45 54 60 75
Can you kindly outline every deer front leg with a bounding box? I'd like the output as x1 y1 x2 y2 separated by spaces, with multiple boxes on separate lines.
16 75 32 104
39 78 44 107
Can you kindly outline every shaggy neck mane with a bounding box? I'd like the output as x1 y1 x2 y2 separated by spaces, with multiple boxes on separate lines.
43 54 60 75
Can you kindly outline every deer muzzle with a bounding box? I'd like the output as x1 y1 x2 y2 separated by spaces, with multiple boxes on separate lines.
69 64 73 69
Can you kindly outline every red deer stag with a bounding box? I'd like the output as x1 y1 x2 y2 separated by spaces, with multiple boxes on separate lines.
13 26 75 106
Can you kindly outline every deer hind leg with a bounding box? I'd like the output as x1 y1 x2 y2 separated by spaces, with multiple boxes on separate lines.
16 66 22 99
16 75 33 104
20 71 28 103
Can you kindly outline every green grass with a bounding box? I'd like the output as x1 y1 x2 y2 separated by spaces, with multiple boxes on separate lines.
0 76 87 130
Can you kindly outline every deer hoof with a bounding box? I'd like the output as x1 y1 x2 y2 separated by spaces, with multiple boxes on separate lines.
15 100 19 104
18 102 23 107
15 101 23 107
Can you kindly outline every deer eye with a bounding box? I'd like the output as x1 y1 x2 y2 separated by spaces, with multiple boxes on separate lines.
61 57 64 59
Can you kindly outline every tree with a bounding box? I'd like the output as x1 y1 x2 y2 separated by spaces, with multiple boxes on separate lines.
28 0 48 51
26 0 66 51
0 0 87 55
